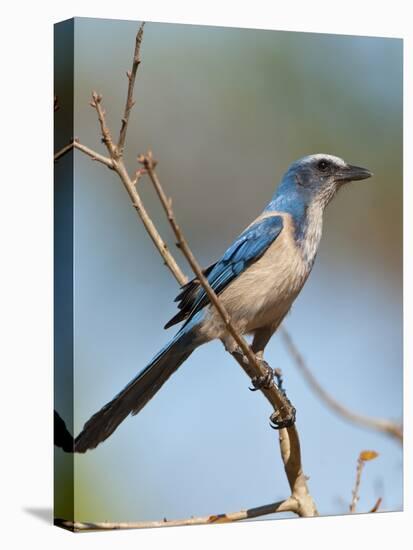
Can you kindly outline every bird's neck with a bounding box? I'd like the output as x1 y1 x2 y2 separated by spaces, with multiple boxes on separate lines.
266 188 323 265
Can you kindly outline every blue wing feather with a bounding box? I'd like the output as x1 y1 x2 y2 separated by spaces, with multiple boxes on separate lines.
162 215 283 328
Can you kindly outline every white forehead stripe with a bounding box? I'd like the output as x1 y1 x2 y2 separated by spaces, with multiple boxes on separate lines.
304 153 347 167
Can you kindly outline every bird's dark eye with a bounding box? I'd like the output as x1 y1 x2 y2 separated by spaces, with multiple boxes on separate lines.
317 159 329 171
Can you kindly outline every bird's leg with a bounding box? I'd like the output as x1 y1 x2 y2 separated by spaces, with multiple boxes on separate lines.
250 327 296 429
227 328 297 428
229 340 273 390
249 327 278 391
222 334 240 355
228 340 273 389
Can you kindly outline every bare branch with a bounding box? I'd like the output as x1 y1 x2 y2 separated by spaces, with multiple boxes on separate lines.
54 127 188 285
117 22 145 154
55 497 298 531
88 84 188 284
114 160 187 285
280 327 403 444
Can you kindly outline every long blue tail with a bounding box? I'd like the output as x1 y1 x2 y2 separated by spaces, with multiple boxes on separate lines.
75 324 200 453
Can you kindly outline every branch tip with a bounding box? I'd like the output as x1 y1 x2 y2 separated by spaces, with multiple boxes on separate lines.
369 497 382 513
117 22 145 152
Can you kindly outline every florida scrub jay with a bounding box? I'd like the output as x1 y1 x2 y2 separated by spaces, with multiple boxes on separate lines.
75 153 372 453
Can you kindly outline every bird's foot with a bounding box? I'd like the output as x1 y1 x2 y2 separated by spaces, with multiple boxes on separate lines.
269 398 297 430
235 350 296 428
239 353 296 428
249 360 275 391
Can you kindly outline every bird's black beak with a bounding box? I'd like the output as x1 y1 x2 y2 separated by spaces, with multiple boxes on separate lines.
337 164 373 183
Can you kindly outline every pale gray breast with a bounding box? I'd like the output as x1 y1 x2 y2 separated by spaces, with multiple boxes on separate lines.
297 200 324 266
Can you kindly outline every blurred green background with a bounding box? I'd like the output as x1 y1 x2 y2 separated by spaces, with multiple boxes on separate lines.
55 18 402 523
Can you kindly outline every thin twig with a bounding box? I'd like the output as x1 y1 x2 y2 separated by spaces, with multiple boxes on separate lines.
55 497 298 532
90 92 118 159
350 456 364 513
54 135 183 283
73 141 114 169
280 327 403 444
117 22 145 154
54 141 74 162
87 82 187 285
369 497 382 513
349 450 379 513
54 140 115 169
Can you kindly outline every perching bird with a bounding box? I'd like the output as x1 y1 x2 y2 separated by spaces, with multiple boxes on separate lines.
75 154 372 453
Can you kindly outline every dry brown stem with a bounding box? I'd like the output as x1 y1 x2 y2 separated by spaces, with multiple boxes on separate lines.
55 497 298 532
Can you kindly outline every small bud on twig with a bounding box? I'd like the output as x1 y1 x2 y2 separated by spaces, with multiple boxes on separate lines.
132 168 147 186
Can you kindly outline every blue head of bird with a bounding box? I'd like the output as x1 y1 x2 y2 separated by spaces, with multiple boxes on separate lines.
266 154 372 264
269 153 372 215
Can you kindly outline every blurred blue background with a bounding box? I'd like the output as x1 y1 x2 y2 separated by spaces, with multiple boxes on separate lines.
56 18 402 522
